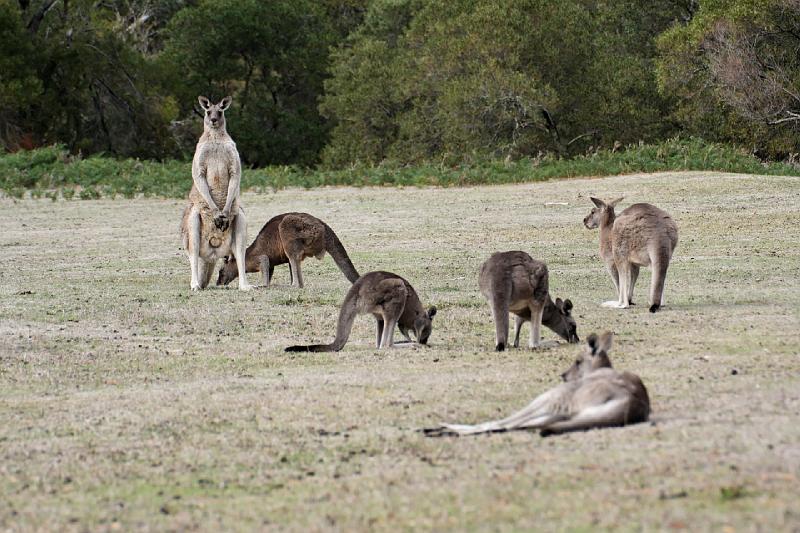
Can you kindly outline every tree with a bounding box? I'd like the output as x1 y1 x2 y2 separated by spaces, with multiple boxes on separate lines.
1 0 180 157
163 0 339 166
0 1 42 149
657 0 800 156
321 0 683 166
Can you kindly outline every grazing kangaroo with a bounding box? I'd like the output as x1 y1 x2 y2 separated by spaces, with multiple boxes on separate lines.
584 198 678 312
285 271 436 352
216 212 359 288
479 251 579 351
180 95 252 291
424 332 650 437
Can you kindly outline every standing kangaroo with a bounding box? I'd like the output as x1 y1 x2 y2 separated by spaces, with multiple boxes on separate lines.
584 198 678 312
180 95 252 291
479 251 579 351
216 212 359 288
424 332 650 437
285 271 436 352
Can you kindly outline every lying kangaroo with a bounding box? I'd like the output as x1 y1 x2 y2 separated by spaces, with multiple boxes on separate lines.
479 251 579 351
424 331 650 437
180 95 252 291
216 212 359 288
584 197 678 312
285 271 436 352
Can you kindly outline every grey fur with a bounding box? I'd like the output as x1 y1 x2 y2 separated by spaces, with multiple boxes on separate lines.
285 271 436 352
424 332 650 437
479 251 579 351
180 95 252 291
584 198 678 312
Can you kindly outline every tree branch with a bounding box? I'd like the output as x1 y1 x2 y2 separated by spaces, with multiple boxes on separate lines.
27 0 59 34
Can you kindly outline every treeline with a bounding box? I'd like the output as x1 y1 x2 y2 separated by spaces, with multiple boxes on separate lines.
1 0 799 168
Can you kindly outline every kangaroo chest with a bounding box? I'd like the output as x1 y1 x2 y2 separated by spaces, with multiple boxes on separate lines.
196 141 238 209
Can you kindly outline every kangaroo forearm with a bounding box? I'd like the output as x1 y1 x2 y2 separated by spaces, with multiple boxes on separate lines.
222 158 241 213
223 178 240 213
192 170 217 209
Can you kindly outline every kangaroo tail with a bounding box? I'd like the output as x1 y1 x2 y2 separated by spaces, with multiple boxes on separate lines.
284 289 359 353
323 224 360 283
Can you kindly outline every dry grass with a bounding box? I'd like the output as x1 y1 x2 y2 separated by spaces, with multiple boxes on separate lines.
1 171 799 531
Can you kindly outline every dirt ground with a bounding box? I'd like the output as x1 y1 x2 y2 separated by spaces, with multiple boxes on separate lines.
1 171 799 531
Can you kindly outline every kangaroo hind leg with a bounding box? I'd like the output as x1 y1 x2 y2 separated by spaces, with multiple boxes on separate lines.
540 397 629 436
628 265 639 305
649 251 671 313
375 318 384 349
489 282 511 351
187 207 202 291
200 259 215 288
232 209 253 291
528 301 544 348
601 261 621 307
259 256 271 287
610 261 632 309
512 315 525 348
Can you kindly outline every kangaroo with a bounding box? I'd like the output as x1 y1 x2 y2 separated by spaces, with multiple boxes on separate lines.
216 212 359 288
284 271 436 352
180 95 252 291
584 198 678 312
424 332 650 437
479 251 579 351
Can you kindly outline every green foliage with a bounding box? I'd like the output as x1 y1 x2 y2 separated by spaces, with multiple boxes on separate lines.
3 0 800 167
656 0 800 156
3 139 795 199
321 0 682 165
163 0 355 166
0 1 42 149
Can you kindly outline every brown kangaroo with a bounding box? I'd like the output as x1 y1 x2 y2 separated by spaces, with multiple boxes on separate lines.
285 271 436 352
584 198 678 312
479 251 579 351
424 332 650 437
217 212 359 288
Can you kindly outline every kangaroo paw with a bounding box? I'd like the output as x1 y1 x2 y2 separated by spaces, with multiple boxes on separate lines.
649 303 661 313
495 342 506 352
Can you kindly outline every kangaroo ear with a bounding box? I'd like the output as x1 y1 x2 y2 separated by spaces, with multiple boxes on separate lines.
586 333 599 354
590 197 605 208
598 331 614 353
555 297 564 310
609 197 624 208
219 96 232 111
198 96 211 110
427 306 437 319
563 299 573 313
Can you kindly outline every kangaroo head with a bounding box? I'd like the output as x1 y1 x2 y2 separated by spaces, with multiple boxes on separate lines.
198 96 232 131
216 255 238 286
543 297 579 343
561 331 613 381
584 197 623 229
412 306 437 345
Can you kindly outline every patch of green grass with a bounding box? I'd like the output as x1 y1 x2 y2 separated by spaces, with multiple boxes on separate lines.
2 138 798 198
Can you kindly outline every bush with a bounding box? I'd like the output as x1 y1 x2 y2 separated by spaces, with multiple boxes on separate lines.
1 139 796 200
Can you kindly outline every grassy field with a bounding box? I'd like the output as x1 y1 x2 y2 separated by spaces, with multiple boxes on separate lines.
1 171 799 531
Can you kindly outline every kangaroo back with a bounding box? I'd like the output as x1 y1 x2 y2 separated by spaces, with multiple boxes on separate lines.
323 223 360 283
284 285 360 352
